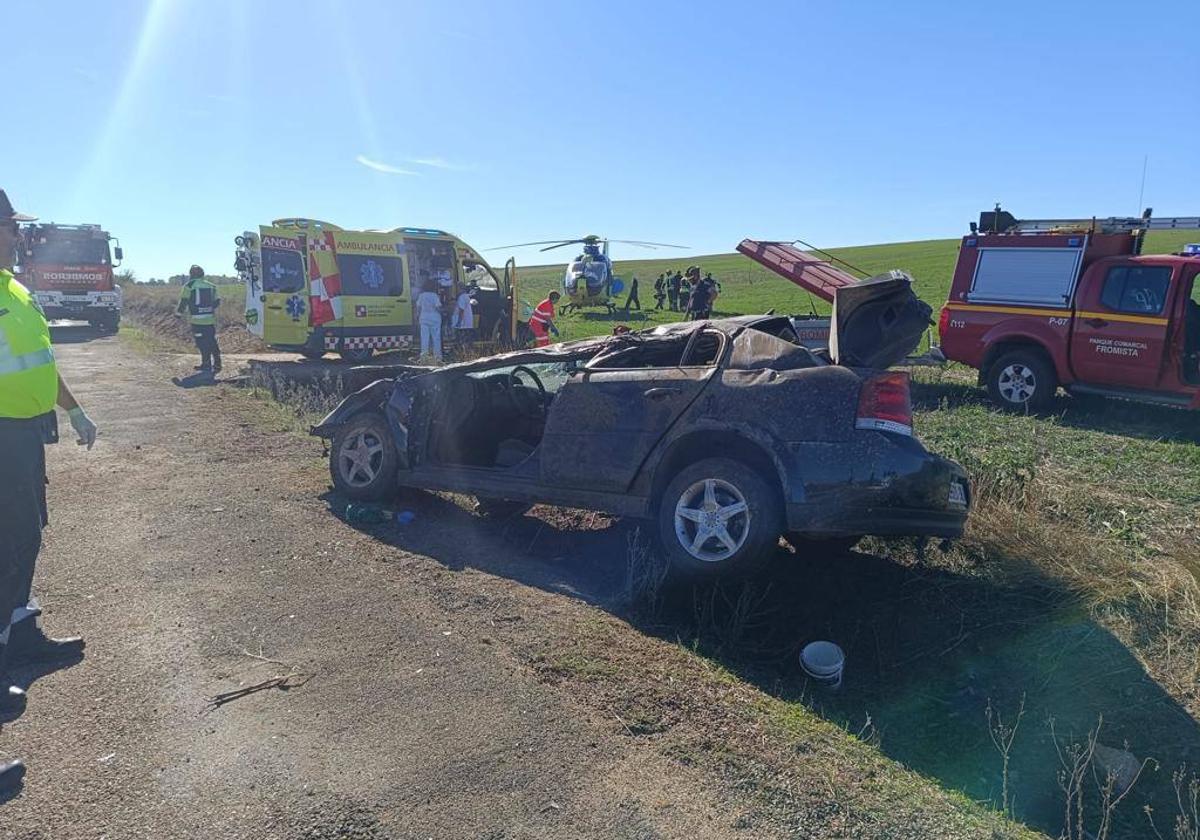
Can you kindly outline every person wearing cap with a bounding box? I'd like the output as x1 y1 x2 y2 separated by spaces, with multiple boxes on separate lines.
175 265 222 373
0 190 97 793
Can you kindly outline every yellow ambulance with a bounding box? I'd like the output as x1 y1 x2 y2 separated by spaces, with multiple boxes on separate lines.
235 219 518 360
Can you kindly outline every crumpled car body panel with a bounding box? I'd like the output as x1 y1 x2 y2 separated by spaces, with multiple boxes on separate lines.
312 314 969 541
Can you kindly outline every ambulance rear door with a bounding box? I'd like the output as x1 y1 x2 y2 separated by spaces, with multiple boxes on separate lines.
257 226 310 347
333 231 409 342
402 235 460 324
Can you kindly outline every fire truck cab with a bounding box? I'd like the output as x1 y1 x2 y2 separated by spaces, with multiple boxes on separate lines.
19 222 124 333
235 219 519 361
939 208 1200 411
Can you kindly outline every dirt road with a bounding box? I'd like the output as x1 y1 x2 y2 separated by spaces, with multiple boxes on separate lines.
0 332 1028 840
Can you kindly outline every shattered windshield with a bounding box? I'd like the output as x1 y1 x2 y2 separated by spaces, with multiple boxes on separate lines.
466 361 577 394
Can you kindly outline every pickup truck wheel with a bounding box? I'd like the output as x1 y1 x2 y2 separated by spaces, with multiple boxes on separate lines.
987 350 1057 412
657 458 782 579
330 411 398 501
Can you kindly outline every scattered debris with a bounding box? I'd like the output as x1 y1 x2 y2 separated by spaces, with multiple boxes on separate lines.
206 672 313 711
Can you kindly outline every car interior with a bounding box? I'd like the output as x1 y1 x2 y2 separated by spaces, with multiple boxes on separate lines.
423 329 730 471
418 319 829 473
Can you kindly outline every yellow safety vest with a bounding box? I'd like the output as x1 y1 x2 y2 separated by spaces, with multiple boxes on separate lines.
178 278 220 326
0 270 58 419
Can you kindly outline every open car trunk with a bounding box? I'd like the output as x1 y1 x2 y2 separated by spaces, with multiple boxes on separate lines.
830 274 933 369
738 239 932 369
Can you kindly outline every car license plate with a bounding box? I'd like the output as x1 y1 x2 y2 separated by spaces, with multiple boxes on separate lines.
948 481 967 508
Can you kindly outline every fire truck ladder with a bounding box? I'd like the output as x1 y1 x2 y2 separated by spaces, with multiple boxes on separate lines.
977 206 1200 254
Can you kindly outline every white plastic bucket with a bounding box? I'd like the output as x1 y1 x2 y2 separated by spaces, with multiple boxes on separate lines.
800 641 844 689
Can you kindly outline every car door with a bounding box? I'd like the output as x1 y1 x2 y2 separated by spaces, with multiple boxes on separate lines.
1069 261 1177 389
539 329 724 493
257 228 310 347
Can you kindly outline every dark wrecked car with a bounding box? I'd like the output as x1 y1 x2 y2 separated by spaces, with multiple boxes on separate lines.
312 275 970 578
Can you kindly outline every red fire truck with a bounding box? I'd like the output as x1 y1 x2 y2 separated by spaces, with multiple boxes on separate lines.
938 208 1200 411
18 222 124 332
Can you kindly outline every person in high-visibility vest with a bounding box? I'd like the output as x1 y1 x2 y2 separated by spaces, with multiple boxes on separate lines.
529 291 561 347
175 265 222 373
0 190 97 793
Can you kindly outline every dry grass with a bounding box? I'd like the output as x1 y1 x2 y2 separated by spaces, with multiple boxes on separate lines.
911 367 1200 717
122 282 266 353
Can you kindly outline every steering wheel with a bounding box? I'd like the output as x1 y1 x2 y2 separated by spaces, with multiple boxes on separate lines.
507 365 547 419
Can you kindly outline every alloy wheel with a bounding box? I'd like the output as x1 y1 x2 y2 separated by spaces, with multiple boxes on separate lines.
998 363 1036 404
338 429 385 487
673 478 751 563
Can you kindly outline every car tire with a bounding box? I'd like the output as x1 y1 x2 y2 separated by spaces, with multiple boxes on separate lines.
300 348 326 360
987 350 1057 412
339 347 375 363
656 457 782 579
474 498 532 519
329 411 398 501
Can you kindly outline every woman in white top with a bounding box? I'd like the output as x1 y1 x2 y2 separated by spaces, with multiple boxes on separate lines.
454 288 475 340
415 282 443 362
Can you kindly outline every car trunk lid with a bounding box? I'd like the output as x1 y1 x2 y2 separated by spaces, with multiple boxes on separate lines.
830 273 932 369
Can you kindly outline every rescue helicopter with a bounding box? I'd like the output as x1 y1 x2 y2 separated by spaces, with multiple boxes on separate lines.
487 235 687 314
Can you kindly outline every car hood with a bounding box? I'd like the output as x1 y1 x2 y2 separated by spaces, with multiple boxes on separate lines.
829 272 932 368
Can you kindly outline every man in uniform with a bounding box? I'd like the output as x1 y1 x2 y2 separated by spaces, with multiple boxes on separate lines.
623 275 640 312
667 270 682 311
175 265 221 373
0 190 98 792
529 291 561 347
653 273 667 310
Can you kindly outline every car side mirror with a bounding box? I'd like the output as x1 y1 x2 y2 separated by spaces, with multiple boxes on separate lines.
114 247 124 261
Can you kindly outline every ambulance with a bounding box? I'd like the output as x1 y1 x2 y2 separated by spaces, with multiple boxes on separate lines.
234 219 520 360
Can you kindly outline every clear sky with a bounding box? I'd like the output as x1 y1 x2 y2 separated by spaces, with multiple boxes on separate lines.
6 0 1198 280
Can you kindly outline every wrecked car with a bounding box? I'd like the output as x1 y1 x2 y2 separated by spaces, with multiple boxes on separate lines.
312 276 970 578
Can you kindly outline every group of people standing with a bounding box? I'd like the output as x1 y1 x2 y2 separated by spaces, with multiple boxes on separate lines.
414 277 477 363
653 266 720 320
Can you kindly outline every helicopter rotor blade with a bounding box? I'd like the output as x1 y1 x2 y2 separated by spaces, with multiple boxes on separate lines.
605 239 690 249
539 240 586 252
482 239 580 251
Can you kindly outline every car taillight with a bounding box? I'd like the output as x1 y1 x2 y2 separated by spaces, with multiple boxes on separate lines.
856 372 913 436
938 306 950 337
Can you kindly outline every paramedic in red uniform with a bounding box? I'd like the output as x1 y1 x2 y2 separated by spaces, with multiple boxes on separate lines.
529 291 561 347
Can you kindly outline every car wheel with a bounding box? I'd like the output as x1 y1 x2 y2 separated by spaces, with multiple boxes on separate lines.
657 458 782 579
329 412 398 501
987 350 1057 412
300 348 326 360
339 347 375 363
474 498 532 519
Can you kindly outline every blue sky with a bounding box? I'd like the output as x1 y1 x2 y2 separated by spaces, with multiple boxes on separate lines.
6 0 1198 280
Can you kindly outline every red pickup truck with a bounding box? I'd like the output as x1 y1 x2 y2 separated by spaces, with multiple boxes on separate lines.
938 208 1200 411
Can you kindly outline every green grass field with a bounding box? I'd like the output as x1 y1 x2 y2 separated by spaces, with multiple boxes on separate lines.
513 230 1198 341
